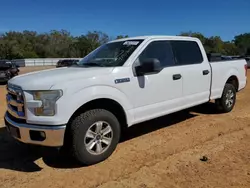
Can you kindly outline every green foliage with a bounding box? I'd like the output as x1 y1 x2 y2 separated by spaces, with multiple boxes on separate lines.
0 30 249 59
234 33 250 55
179 31 206 44
179 31 250 56
0 30 111 59
205 36 225 54
223 42 239 56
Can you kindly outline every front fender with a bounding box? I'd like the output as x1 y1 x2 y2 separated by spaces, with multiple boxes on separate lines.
59 85 134 125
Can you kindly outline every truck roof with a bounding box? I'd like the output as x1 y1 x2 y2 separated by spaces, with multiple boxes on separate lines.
110 35 198 43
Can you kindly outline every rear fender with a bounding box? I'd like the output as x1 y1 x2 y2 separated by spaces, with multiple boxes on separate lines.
219 68 240 97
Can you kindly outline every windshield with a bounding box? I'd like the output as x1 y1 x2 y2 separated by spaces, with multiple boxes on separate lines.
77 39 144 67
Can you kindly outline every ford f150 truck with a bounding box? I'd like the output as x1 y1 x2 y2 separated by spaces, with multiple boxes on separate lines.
4 36 247 165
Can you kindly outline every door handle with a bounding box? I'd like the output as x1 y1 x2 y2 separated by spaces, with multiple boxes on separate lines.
203 70 210 75
173 74 182 80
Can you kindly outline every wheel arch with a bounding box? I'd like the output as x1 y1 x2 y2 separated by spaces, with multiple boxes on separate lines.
63 98 129 147
68 98 128 128
225 75 239 92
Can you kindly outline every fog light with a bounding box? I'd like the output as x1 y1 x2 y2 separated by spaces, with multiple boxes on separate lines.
29 130 46 141
40 131 46 138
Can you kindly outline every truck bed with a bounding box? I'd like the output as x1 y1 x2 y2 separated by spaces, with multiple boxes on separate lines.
209 59 247 100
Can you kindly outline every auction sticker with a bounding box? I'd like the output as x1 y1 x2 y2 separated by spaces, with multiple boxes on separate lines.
123 41 140 45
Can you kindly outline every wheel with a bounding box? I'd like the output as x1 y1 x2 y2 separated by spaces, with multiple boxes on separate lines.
215 83 236 113
70 109 121 165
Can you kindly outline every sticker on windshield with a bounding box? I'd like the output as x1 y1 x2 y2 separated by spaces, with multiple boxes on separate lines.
123 41 140 46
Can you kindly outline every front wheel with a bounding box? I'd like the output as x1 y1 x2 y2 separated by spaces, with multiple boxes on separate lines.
215 83 236 113
70 109 121 165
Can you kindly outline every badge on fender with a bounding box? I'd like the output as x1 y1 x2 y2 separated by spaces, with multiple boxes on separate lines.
114 78 130 84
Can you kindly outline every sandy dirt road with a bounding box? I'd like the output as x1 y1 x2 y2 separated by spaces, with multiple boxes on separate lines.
0 67 250 188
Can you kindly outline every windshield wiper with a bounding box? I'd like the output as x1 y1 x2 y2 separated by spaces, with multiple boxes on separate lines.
80 62 104 67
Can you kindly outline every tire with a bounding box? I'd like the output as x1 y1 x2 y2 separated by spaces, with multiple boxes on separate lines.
70 109 121 165
215 83 236 113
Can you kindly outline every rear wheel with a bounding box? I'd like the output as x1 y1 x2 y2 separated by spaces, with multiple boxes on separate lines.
70 109 121 165
216 83 236 113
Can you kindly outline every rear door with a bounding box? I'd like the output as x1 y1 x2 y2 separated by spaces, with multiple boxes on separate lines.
170 40 211 107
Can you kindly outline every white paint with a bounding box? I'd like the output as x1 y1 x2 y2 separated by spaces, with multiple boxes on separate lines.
7 35 247 128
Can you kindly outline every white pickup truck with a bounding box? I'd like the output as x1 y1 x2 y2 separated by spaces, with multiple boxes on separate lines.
4 35 247 165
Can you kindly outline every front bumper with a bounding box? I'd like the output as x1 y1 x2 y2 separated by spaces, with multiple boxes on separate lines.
4 112 66 147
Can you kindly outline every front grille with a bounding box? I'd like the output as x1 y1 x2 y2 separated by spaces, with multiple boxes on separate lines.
6 111 26 124
6 83 26 120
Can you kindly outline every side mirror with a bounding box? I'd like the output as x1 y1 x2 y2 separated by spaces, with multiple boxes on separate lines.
135 58 161 76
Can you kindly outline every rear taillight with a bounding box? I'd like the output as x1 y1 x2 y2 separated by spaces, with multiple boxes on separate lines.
244 64 247 77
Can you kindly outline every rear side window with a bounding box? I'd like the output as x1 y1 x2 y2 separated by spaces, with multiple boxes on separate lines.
171 41 203 65
138 41 175 68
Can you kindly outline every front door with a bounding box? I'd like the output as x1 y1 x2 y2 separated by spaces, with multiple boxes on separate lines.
129 40 183 124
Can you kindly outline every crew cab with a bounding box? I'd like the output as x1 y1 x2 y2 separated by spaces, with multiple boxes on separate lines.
4 36 247 165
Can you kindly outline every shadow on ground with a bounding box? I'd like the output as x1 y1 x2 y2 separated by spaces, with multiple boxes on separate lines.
0 127 42 172
120 109 196 142
0 102 219 171
42 109 198 169
189 101 222 115
120 102 220 142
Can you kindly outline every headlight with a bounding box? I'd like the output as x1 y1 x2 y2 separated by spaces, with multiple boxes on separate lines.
31 90 63 116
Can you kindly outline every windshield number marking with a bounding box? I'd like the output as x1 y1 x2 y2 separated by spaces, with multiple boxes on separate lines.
123 41 139 46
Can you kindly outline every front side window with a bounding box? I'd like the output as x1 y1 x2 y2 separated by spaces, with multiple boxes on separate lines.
77 40 144 67
171 40 203 65
138 40 175 68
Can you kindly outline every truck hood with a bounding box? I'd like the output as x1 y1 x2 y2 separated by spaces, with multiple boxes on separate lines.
8 67 114 90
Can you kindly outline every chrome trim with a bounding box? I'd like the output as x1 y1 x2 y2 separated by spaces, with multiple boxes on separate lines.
7 104 25 119
6 83 23 94
4 112 66 147
6 95 26 119
8 98 24 107
6 83 26 119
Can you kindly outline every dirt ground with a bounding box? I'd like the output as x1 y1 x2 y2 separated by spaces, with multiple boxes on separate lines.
0 67 250 188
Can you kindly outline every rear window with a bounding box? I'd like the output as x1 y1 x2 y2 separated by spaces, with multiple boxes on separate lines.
171 41 203 65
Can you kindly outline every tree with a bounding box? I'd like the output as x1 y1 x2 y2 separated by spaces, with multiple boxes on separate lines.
179 31 206 44
73 31 110 57
205 36 225 54
0 30 249 59
234 33 250 56
223 42 238 56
